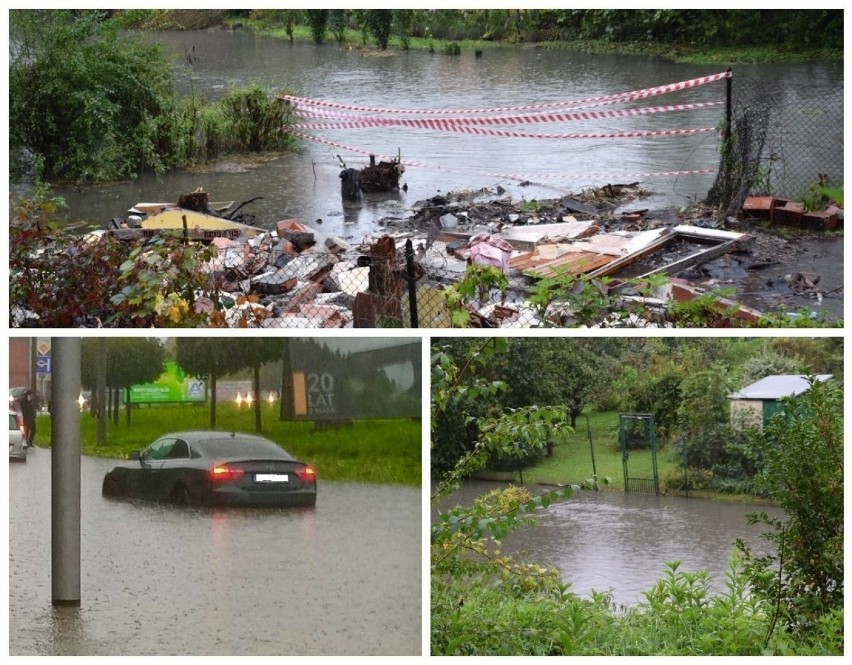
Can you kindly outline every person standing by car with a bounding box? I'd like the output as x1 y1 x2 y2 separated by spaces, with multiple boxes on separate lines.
19 389 37 448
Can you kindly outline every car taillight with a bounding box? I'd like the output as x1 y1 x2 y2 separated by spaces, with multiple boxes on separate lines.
295 465 316 483
209 464 245 482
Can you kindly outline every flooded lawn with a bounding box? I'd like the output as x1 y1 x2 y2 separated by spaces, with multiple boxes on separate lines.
437 481 783 607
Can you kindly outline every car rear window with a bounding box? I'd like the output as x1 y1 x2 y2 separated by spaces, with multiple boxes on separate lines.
194 437 293 460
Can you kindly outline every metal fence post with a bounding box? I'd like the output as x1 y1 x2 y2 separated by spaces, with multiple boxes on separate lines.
405 239 418 328
726 67 732 137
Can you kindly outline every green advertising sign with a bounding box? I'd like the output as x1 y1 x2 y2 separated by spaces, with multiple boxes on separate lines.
127 361 207 404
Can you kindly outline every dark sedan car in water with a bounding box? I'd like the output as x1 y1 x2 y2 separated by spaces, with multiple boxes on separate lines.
102 431 317 507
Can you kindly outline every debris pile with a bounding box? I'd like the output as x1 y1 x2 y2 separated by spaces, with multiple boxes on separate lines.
26 184 840 328
338 154 405 201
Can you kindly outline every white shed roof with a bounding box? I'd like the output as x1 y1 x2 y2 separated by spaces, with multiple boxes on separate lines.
729 374 833 400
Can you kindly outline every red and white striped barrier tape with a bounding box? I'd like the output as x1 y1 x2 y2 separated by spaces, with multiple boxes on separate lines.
283 70 730 117
294 101 724 127
293 132 717 183
294 123 717 141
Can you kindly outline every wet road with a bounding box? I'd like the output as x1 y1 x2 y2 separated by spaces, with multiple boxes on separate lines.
9 449 421 656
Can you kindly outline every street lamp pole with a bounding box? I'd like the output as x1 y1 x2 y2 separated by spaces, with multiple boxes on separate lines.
51 337 81 606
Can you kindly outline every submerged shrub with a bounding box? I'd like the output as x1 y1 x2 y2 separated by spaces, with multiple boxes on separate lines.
10 10 175 183
10 11 298 184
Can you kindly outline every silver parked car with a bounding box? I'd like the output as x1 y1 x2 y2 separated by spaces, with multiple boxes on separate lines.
9 410 27 462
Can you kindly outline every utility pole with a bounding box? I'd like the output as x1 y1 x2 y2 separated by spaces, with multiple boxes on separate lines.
51 337 81 606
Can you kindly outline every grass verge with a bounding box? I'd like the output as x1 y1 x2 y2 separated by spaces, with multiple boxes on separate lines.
31 404 421 486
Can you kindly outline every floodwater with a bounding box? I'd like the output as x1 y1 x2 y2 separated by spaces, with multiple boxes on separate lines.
8 449 421 656
437 480 784 607
41 31 842 241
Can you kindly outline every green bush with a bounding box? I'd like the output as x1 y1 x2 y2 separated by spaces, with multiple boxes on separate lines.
9 11 297 185
661 465 713 491
10 10 175 183
736 377 843 643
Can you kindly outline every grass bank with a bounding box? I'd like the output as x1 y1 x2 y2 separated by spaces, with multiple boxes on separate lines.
31 404 421 486
474 410 677 490
251 22 841 65
473 410 767 504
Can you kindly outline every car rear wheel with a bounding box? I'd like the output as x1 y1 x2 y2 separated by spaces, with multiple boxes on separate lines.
170 483 191 505
102 477 123 497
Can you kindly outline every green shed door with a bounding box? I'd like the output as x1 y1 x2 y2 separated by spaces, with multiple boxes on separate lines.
762 399 785 426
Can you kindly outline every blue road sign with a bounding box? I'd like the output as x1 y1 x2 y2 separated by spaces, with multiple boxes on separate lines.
36 356 52 374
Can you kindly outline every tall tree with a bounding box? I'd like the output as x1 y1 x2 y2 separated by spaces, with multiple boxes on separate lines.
238 339 284 433
366 9 393 49
306 9 329 44
176 338 243 428
177 338 282 432
81 337 167 430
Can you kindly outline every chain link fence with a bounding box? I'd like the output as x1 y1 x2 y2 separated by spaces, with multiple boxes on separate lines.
756 80 844 202
709 75 843 217
178 232 763 329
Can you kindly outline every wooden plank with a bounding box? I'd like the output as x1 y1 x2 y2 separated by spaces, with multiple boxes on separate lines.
517 251 614 279
671 225 750 243
499 220 597 244
434 220 597 252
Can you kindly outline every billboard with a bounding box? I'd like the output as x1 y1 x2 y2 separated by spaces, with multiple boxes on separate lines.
127 361 207 404
287 339 420 421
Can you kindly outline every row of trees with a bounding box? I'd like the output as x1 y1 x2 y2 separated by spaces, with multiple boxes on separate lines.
431 337 843 654
244 9 841 51
79 337 279 434
431 337 842 492
79 337 417 440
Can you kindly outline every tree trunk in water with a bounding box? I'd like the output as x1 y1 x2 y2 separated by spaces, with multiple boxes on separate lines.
210 372 218 429
253 365 262 433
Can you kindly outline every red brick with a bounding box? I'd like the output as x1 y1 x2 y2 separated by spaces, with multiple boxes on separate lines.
276 219 306 236
284 282 322 312
742 196 778 219
802 209 839 231
771 201 805 227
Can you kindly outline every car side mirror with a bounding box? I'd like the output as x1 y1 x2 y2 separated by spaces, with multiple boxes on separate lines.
128 450 141 461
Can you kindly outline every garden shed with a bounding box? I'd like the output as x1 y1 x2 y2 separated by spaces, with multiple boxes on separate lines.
729 374 833 429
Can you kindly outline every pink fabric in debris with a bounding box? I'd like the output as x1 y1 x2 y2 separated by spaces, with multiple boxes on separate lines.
468 234 513 273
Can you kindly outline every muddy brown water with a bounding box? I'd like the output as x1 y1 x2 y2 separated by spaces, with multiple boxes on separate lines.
28 33 840 322
9 449 421 656
435 480 784 608
41 33 841 235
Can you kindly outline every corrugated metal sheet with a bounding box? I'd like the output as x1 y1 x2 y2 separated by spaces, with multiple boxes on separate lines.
729 374 833 400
